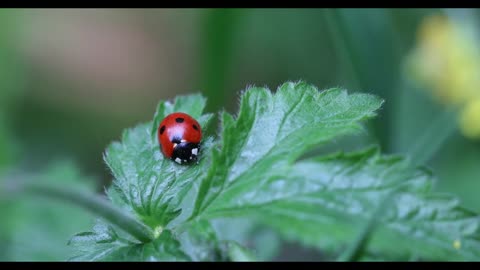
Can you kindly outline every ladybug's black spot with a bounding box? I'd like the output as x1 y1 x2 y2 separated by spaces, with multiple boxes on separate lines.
192 124 199 131
175 117 185 123
159 125 166 135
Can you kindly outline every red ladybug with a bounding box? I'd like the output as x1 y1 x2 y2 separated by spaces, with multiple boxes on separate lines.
157 112 202 164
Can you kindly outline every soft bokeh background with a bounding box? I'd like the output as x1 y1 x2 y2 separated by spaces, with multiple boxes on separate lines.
1 8 480 261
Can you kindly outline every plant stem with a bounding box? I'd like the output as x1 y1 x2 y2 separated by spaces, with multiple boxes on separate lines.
226 241 256 262
198 9 244 113
323 9 363 91
18 181 155 243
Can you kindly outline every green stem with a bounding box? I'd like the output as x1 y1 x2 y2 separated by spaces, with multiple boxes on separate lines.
198 9 244 113
15 181 155 243
407 108 458 165
323 9 363 90
226 241 256 262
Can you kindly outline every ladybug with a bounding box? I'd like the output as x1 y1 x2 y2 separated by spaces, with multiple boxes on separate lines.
157 112 202 165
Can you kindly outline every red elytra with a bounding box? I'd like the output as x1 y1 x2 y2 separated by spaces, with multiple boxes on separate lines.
157 112 202 164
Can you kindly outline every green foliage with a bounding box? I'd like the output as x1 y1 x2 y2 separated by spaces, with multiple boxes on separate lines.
69 220 190 261
103 94 214 229
254 148 480 260
70 82 480 261
191 82 382 218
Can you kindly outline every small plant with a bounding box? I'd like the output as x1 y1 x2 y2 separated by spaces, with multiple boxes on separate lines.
42 82 480 261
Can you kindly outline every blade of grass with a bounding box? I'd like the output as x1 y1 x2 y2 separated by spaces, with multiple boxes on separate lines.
198 9 244 113
323 9 362 90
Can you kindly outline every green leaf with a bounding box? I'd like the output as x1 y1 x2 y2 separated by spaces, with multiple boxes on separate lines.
69 220 190 261
177 220 228 261
210 217 282 260
192 81 383 218
181 81 480 260
176 220 257 261
75 81 480 261
248 148 480 260
104 94 214 229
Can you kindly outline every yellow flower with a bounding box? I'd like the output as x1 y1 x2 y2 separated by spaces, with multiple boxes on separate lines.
459 99 480 139
406 14 480 139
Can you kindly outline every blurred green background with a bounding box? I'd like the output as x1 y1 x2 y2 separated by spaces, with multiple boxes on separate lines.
1 8 480 261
